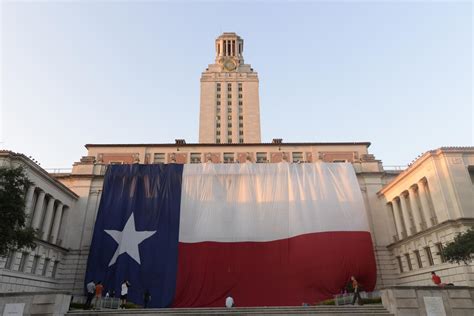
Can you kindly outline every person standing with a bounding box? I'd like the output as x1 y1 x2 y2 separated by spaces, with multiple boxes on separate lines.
94 281 104 308
120 280 131 309
84 280 96 309
143 289 151 308
350 276 363 305
225 295 234 308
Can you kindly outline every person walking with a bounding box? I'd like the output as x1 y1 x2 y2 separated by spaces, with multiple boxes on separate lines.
350 276 363 305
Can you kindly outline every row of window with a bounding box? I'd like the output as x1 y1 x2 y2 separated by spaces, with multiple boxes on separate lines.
216 83 243 92
2 251 60 278
396 243 445 273
153 152 307 164
216 101 244 106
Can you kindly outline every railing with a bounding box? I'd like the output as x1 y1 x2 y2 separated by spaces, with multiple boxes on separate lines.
44 168 72 174
383 165 407 171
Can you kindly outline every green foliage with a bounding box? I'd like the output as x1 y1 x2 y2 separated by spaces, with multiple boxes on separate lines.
441 228 474 265
316 298 335 305
0 166 36 256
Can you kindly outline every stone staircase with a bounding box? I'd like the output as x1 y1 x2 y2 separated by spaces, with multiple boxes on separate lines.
68 304 393 315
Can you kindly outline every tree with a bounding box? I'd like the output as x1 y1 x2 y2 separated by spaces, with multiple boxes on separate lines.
0 166 36 257
440 228 474 265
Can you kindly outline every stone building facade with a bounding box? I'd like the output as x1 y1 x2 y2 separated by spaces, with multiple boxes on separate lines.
379 147 474 286
0 32 473 300
0 151 78 293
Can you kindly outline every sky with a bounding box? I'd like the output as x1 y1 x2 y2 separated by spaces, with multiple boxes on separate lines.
1 0 472 169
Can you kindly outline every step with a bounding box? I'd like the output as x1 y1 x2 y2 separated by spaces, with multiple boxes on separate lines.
68 304 393 315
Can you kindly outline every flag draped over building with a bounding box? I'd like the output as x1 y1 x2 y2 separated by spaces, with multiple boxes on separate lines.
85 163 376 308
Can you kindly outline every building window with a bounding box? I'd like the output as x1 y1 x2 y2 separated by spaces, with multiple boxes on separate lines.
238 94 242 99
239 101 243 106
396 256 403 273
224 152 234 163
405 253 413 271
227 94 232 99
216 138 220 144
292 152 303 163
333 159 347 163
19 252 28 272
414 250 422 269
216 123 221 128
216 130 221 136
227 115 232 121
239 115 243 120
153 153 165 164
239 123 243 128
425 246 434 266
228 107 232 113
216 115 221 120
217 101 221 106
42 258 50 276
257 152 267 163
52 261 60 279
216 84 221 92
239 130 244 136
228 123 232 128
238 83 242 92
31 255 40 274
227 101 232 106
4 251 15 270
190 153 201 164
239 138 244 143
228 131 232 136
469 166 474 184
227 139 232 144
216 107 221 113
436 243 446 263
227 83 232 91
217 94 221 99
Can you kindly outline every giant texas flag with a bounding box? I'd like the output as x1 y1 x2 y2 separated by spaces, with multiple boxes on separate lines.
85 163 376 308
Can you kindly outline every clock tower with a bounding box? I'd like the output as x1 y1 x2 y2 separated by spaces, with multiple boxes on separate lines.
199 33 261 144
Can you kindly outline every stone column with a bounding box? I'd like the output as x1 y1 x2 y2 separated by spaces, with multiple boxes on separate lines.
418 181 433 228
408 187 423 232
24 185 36 217
391 201 404 241
50 202 64 244
31 191 46 229
399 194 413 236
41 197 55 240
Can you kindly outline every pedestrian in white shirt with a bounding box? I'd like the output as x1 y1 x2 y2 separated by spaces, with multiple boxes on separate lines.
225 295 234 308
120 280 131 309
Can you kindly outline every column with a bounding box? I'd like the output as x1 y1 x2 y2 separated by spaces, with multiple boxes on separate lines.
24 185 36 217
418 181 433 228
50 202 63 244
41 197 55 240
399 194 413 237
408 187 423 232
31 191 46 229
391 201 404 241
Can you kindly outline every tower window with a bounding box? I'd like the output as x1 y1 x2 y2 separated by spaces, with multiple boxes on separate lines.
239 130 244 136
216 123 221 128
216 130 220 136
217 94 221 99
228 101 232 106
217 101 221 105
228 115 232 120
216 138 221 144
239 115 243 120
238 83 242 91
238 94 243 99
227 139 232 144
228 131 232 136
227 94 232 99
228 123 232 128
239 101 243 106
217 83 221 92
239 123 243 128
228 107 232 113
239 139 244 143
216 115 221 120
227 83 232 91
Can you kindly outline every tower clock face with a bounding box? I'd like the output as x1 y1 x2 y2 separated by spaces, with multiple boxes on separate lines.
223 58 237 71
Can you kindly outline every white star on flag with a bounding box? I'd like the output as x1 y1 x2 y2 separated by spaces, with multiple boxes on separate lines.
105 212 156 266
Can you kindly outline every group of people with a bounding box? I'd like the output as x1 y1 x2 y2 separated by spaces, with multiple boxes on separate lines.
85 280 143 309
